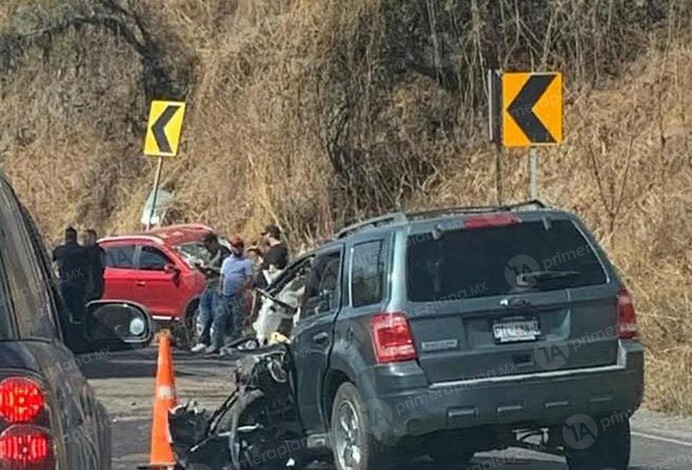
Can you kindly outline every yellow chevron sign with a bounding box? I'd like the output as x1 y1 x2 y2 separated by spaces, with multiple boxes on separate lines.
501 72 562 147
144 101 186 157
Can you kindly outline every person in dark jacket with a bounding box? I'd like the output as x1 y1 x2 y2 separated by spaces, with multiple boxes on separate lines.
84 229 106 302
52 227 89 324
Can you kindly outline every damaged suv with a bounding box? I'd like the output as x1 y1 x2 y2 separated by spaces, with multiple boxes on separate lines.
173 201 644 470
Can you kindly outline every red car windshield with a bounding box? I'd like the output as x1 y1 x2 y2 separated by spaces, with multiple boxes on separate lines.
174 241 212 268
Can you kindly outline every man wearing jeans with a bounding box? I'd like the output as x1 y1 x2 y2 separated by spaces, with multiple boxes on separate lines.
191 232 230 353
216 235 254 352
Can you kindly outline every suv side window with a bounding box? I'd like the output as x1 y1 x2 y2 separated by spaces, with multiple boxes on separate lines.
302 251 342 318
105 244 136 269
138 246 171 271
350 240 387 308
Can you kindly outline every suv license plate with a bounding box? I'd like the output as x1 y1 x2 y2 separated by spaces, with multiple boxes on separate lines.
493 317 540 343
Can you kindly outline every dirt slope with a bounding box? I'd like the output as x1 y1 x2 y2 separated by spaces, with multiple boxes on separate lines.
0 0 690 412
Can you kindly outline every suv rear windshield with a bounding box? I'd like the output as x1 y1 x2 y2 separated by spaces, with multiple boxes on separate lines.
407 219 607 301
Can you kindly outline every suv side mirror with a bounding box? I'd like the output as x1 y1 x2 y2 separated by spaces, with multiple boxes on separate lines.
83 301 153 350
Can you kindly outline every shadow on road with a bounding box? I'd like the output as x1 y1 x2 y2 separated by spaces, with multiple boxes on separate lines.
415 455 566 469
78 348 158 379
78 348 237 380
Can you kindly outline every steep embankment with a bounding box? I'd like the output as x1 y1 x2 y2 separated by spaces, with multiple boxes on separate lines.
0 0 690 412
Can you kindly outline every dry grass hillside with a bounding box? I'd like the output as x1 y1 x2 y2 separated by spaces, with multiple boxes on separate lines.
0 0 690 412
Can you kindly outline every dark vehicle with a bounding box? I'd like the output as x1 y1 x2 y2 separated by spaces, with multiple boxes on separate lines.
262 201 642 470
0 174 153 469
170 201 643 470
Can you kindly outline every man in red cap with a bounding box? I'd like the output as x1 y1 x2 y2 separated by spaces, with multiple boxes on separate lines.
215 234 254 352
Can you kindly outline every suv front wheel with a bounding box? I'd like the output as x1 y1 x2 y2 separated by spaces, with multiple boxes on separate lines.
564 417 631 470
331 382 395 470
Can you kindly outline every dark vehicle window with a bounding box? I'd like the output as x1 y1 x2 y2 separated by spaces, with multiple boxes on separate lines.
271 256 314 293
302 251 342 317
0 182 56 339
139 246 171 271
351 241 387 308
105 245 136 269
18 204 62 339
407 220 607 301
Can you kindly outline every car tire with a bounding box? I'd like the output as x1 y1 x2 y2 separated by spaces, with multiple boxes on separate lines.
565 417 631 470
330 382 397 470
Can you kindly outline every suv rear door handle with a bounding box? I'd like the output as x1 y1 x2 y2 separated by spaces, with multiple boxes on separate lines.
136 281 146 287
312 332 329 344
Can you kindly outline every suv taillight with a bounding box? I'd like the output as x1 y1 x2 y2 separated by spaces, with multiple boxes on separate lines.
0 377 54 470
0 425 53 470
372 313 418 364
617 288 638 339
465 213 520 229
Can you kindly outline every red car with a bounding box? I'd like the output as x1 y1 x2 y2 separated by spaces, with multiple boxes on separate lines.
99 224 217 339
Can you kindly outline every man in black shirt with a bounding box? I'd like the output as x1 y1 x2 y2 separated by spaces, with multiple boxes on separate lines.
84 229 106 302
191 232 231 353
252 224 289 288
260 224 288 270
52 227 89 324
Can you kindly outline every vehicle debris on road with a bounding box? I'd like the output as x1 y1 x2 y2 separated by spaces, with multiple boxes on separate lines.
170 341 305 470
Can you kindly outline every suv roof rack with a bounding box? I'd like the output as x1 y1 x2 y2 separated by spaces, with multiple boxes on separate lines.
406 199 546 220
335 200 547 239
336 212 407 239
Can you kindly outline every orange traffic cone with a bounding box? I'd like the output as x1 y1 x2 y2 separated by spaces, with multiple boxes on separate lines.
138 331 178 470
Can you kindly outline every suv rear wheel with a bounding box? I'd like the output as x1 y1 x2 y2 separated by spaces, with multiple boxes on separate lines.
331 382 394 470
565 417 631 470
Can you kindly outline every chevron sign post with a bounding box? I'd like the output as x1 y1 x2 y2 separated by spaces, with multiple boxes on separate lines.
489 71 563 199
143 100 187 229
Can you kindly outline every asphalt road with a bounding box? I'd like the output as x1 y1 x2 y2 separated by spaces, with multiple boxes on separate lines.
80 348 692 470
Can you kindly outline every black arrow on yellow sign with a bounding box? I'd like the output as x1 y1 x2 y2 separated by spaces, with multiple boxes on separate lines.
150 105 182 154
507 74 557 144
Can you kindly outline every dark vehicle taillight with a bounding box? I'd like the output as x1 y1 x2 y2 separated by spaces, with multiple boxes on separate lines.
372 313 418 364
0 425 53 470
617 288 638 339
0 378 45 423
0 377 54 470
